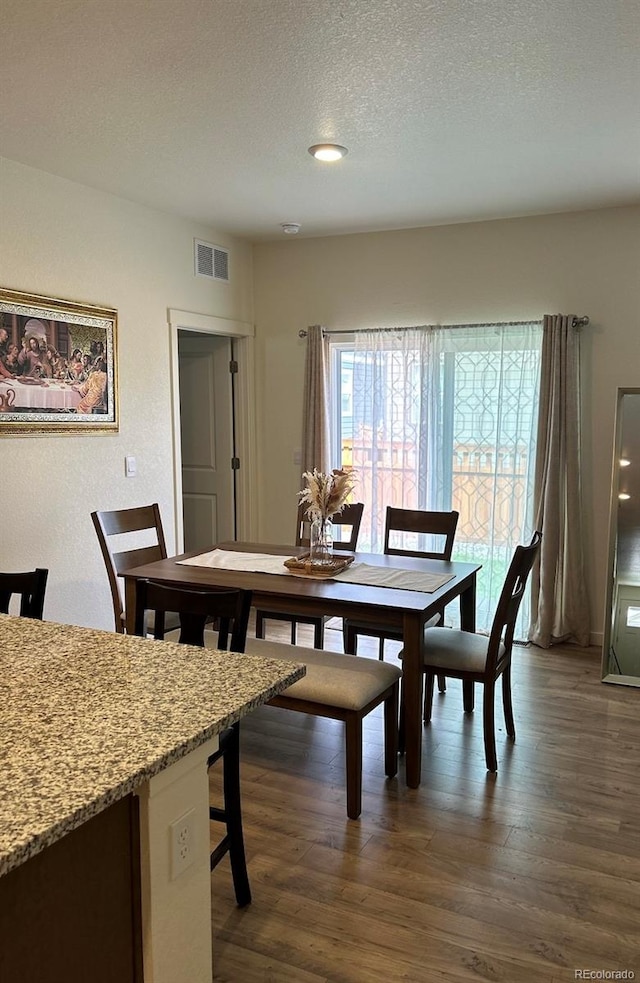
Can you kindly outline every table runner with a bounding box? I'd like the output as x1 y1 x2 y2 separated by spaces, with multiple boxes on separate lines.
335 563 454 593
177 549 454 593
177 549 289 575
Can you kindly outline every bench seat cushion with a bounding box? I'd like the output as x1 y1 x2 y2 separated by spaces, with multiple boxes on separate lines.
245 638 401 712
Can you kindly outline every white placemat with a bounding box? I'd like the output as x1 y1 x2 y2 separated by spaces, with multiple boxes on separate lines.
335 562 454 593
177 549 290 575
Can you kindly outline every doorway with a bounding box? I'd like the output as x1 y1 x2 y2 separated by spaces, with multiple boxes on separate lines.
169 308 257 554
611 584 640 677
178 330 236 552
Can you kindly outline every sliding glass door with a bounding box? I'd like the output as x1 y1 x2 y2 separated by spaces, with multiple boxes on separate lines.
330 322 542 634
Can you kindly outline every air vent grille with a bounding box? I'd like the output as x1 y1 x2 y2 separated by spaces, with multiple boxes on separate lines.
194 239 229 282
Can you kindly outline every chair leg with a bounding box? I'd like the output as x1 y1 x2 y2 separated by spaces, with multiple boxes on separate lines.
383 683 399 778
221 724 252 906
345 714 363 820
463 679 475 713
483 682 498 773
423 671 435 723
153 609 165 640
313 618 324 649
502 665 516 740
344 624 357 654
290 621 297 644
378 638 384 660
255 612 266 639
398 680 405 755
437 674 447 693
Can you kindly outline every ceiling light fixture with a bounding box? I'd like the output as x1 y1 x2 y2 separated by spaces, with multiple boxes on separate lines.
281 222 301 234
620 458 631 467
618 492 631 500
308 144 348 162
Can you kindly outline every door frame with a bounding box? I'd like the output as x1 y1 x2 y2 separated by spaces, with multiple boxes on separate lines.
168 308 257 552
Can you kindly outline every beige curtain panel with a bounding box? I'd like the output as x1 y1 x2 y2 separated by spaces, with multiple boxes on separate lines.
530 314 591 648
301 324 331 477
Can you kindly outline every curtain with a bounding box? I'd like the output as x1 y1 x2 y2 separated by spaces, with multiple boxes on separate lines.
349 322 542 635
529 315 591 647
301 325 331 476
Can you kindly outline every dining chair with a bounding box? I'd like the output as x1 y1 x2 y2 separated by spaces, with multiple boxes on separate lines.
255 501 364 648
400 530 542 772
133 578 253 907
247 636 401 820
91 503 179 638
0 568 48 619
343 507 460 660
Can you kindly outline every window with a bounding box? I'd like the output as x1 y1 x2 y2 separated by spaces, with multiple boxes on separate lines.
627 606 640 629
330 322 543 635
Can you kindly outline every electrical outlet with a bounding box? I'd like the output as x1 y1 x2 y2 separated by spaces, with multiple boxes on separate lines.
169 809 196 879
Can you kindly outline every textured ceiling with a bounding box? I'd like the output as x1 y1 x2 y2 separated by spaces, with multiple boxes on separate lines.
1 0 639 241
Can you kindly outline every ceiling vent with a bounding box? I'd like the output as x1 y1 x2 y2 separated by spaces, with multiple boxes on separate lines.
194 239 229 282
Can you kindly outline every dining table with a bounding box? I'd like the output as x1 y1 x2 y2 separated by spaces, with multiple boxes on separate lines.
124 542 481 789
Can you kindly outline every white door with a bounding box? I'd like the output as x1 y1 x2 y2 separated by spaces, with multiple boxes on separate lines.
178 331 235 551
612 584 640 677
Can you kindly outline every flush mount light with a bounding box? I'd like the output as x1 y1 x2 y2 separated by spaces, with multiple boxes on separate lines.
281 222 301 234
308 144 348 162
619 493 631 500
620 458 631 467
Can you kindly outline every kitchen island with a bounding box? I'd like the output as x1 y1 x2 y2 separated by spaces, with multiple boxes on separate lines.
0 614 304 983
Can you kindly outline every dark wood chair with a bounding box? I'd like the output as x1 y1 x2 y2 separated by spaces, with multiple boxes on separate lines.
255 502 364 648
0 568 48 619
400 531 542 772
343 507 459 659
91 503 179 638
133 578 253 907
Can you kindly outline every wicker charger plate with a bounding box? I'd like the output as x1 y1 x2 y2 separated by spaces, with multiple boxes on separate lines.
284 552 355 578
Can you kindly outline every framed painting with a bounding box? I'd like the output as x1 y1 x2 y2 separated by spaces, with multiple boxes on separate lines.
0 288 118 435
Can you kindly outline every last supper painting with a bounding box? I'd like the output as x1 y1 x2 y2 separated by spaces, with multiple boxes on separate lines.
0 288 118 434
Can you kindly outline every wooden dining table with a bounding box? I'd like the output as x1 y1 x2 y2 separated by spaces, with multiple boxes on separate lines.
124 542 481 789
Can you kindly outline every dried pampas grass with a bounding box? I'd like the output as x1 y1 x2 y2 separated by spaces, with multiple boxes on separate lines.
299 468 356 520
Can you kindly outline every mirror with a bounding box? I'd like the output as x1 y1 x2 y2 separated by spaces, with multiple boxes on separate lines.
602 387 640 686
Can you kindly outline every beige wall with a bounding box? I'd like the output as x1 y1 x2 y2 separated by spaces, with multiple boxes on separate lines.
0 158 253 629
253 206 640 643
2 157 638 644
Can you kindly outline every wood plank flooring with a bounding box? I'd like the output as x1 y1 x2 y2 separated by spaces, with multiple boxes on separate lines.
209 621 640 982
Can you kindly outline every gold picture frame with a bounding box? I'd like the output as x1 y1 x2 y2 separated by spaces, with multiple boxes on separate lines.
0 288 118 435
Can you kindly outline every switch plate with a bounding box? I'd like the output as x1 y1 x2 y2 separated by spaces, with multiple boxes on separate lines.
170 809 196 879
293 448 302 466
125 455 137 477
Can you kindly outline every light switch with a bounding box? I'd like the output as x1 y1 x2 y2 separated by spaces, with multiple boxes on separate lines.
293 448 302 465
125 455 137 477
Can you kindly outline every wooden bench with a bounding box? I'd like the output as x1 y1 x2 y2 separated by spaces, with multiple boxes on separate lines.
245 639 401 819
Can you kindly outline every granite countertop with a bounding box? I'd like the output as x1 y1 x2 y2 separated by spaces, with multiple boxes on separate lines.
0 614 305 876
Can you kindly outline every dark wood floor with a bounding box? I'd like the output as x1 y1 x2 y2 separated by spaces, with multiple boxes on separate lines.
209 621 640 982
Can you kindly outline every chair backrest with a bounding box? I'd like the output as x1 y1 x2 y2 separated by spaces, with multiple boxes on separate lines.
486 531 542 670
297 502 365 552
91 504 168 633
383 507 459 560
0 568 48 619
133 580 252 651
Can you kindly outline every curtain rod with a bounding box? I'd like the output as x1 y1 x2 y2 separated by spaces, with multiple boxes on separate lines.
299 316 589 338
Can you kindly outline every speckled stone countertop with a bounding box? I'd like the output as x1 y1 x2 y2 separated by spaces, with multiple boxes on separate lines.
0 615 305 877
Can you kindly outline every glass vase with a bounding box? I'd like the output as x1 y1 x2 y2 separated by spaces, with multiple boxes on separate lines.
310 515 334 566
